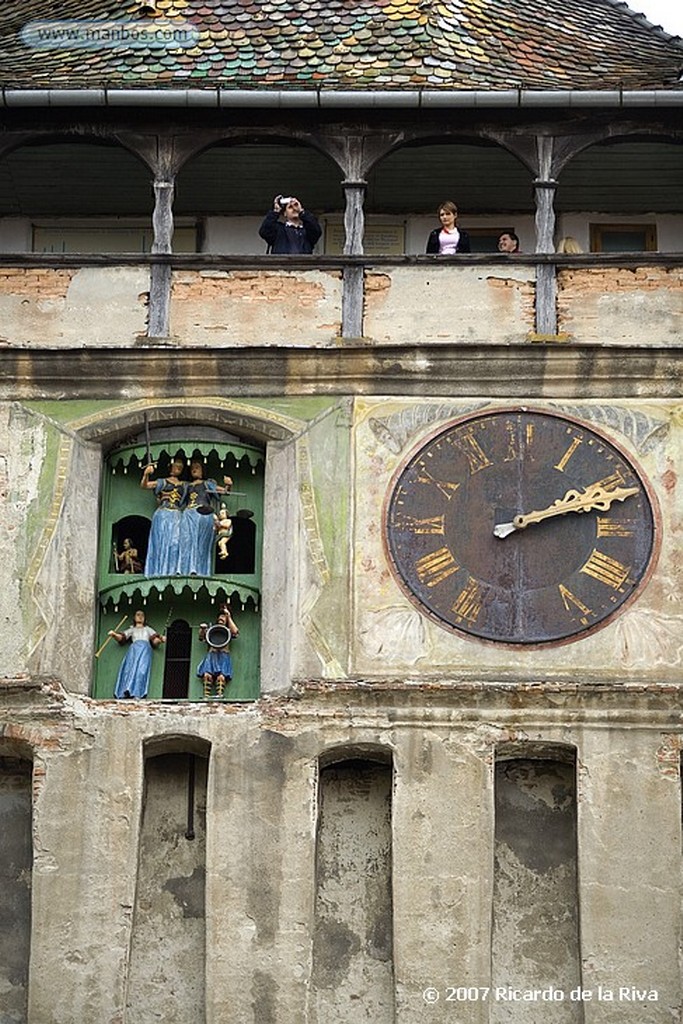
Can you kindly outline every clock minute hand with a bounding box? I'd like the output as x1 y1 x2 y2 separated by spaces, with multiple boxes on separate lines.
493 483 639 539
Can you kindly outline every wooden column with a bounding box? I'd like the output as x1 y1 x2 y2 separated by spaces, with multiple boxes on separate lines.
341 179 367 339
148 177 175 338
534 137 558 335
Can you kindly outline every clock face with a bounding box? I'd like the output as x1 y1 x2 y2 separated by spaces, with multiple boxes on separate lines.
383 409 658 646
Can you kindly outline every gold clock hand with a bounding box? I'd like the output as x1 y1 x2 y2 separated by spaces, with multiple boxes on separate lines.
493 483 639 539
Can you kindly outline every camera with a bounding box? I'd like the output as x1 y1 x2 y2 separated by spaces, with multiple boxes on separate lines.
276 194 294 210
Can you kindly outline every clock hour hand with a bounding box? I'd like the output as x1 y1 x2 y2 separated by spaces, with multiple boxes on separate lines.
493 483 639 539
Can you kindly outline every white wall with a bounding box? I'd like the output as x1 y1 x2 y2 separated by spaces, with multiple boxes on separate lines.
557 212 683 253
0 217 31 252
0 213 681 255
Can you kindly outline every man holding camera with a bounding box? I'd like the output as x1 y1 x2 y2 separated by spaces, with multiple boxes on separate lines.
259 194 322 254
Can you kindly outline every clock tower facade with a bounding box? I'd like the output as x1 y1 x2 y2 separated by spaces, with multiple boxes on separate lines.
0 1 681 1022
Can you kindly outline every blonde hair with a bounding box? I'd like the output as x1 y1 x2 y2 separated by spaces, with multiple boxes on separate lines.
557 236 582 254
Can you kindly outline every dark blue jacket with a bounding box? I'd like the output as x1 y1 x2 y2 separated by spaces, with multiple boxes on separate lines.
259 210 322 254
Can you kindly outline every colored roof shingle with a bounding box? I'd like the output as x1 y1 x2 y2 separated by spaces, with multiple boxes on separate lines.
0 0 681 91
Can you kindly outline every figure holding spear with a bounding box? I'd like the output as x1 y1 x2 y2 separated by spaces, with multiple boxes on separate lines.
109 609 166 699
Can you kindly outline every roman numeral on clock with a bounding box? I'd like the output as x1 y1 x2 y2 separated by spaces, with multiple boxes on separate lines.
394 514 445 535
593 468 626 491
453 433 493 474
451 576 483 623
580 549 632 590
416 465 461 501
596 517 635 538
558 584 594 625
415 547 460 587
554 435 582 472
503 419 535 463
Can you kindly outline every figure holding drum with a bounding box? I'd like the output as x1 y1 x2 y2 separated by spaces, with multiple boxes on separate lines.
197 608 239 699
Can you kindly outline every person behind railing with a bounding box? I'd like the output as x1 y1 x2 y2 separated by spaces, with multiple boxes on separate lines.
557 236 583 253
259 195 322 254
498 231 521 253
426 201 471 255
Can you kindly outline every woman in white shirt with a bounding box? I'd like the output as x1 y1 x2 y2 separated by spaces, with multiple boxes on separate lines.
426 201 471 254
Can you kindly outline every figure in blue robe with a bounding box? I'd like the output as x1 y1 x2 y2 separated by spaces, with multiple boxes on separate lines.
141 460 186 577
177 460 234 576
110 611 165 699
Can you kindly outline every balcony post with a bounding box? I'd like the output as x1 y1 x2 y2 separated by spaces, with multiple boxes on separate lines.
148 177 175 338
341 179 367 339
534 137 558 335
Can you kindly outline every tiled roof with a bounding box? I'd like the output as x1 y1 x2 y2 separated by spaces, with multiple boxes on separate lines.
0 0 681 91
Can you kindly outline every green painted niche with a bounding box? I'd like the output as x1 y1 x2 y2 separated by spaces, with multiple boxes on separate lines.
92 438 264 702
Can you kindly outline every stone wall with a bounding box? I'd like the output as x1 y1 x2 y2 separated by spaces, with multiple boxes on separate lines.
0 685 680 1024
0 267 149 347
363 266 536 345
170 269 342 346
0 263 681 349
557 266 683 345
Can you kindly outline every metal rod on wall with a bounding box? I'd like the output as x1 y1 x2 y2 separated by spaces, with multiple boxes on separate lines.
185 754 196 841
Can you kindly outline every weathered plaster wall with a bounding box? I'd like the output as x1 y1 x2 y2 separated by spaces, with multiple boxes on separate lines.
310 760 394 1024
0 263 681 350
492 757 581 1024
2 686 680 1024
557 267 683 345
0 267 148 346
126 752 207 1024
0 403 30 671
363 266 535 344
578 728 682 1024
170 269 342 346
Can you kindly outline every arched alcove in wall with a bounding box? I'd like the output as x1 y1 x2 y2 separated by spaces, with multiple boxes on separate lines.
95 419 265 701
492 743 580 1024
366 136 534 215
26 399 301 697
0 752 33 1024
175 136 344 253
176 137 344 216
311 748 395 1024
126 738 211 1023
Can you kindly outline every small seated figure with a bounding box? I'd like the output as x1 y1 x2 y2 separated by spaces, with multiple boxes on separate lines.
197 608 239 699
114 537 142 575
214 505 233 561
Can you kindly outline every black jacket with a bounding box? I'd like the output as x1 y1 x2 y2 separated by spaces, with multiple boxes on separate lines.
426 227 471 254
259 210 322 254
